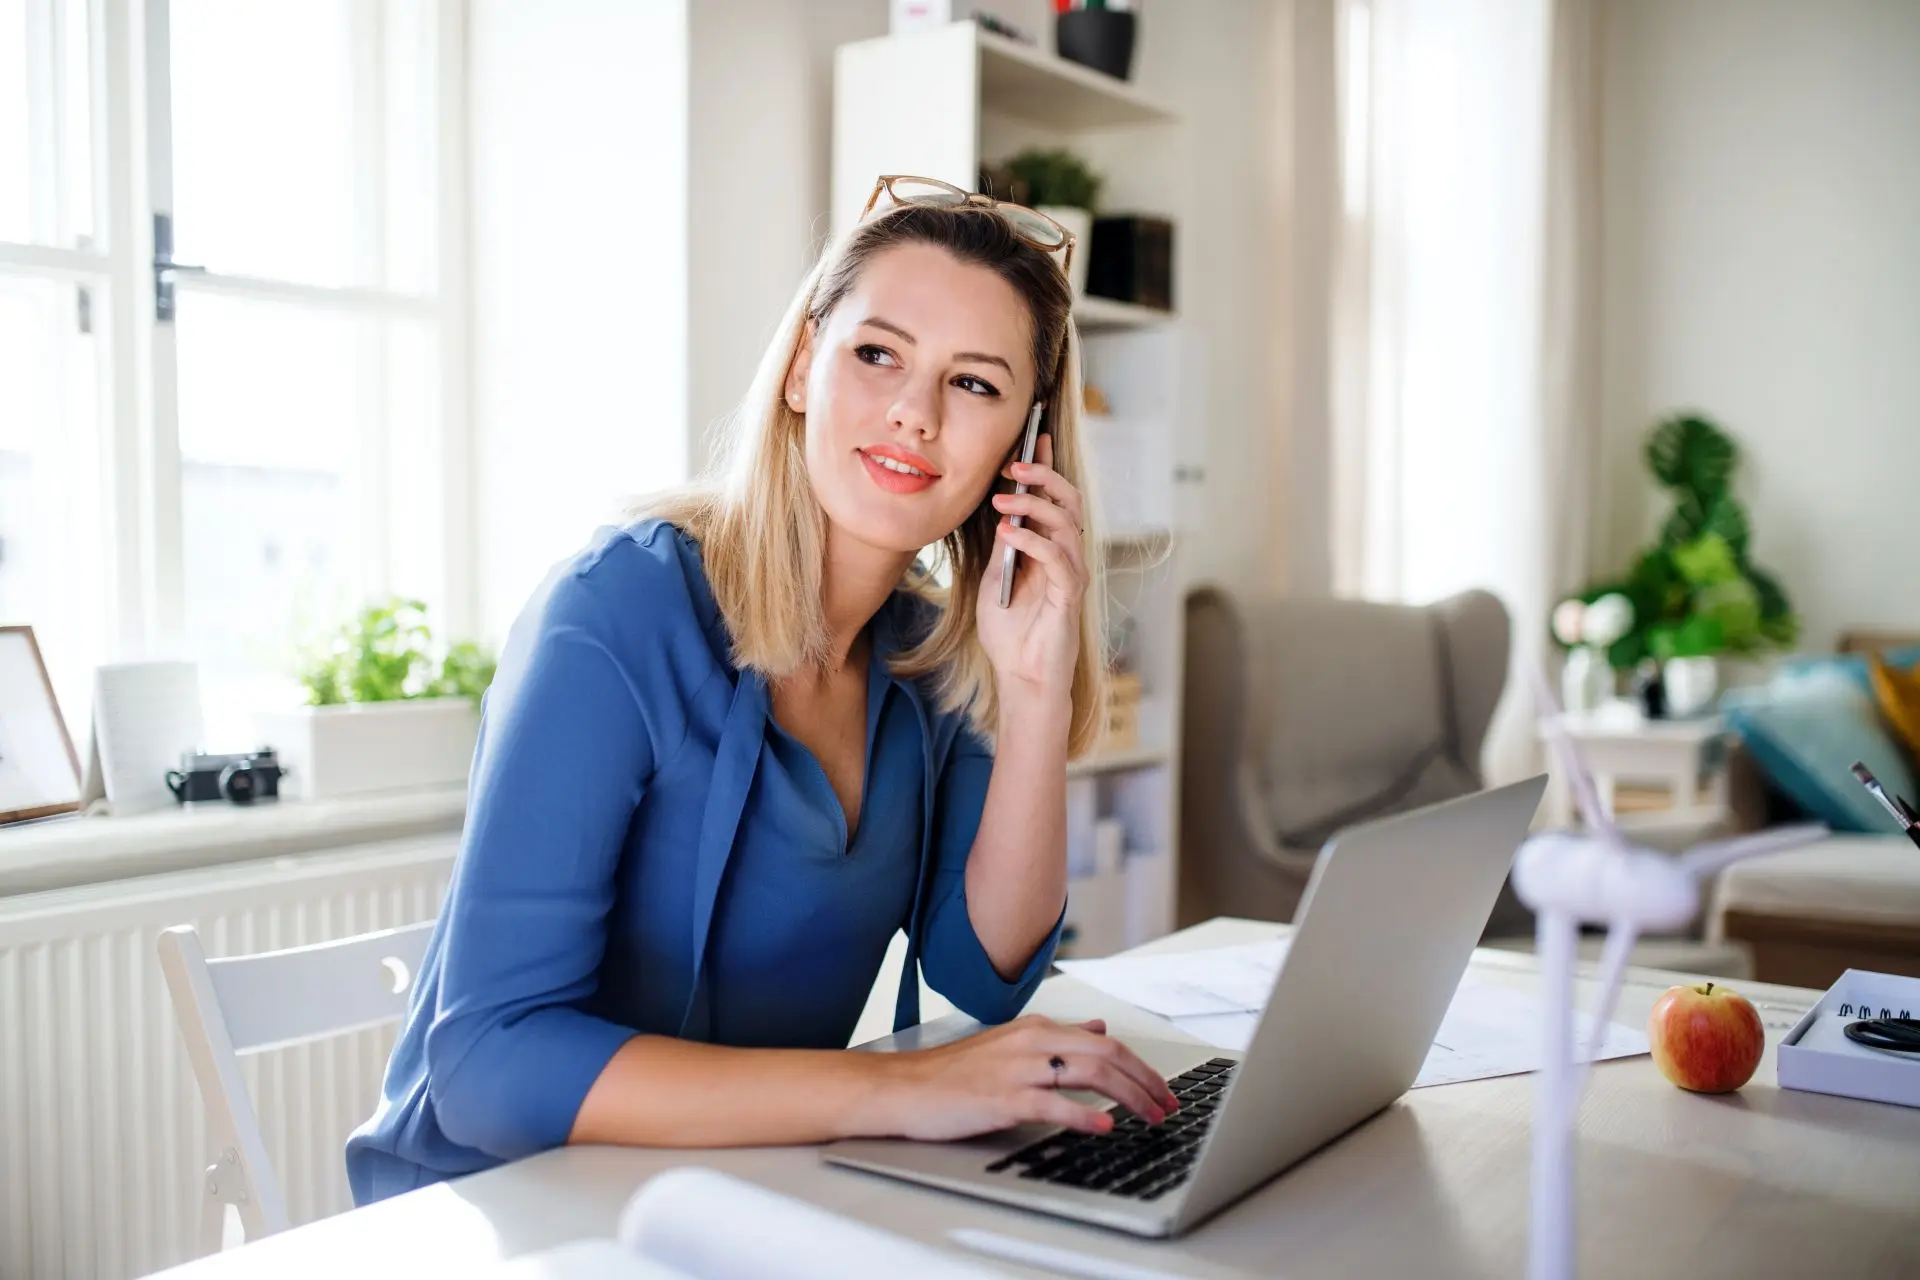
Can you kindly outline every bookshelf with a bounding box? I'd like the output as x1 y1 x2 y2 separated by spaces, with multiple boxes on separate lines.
1073 294 1177 332
833 22 1198 958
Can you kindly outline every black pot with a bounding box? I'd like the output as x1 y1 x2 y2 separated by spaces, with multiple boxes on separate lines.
1055 9 1136 82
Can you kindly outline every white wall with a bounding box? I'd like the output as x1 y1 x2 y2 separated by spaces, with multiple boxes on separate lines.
1599 0 1920 651
685 0 889 476
468 0 689 644
1131 0 1289 599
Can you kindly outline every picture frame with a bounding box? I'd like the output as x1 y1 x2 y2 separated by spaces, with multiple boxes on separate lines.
0 625 83 825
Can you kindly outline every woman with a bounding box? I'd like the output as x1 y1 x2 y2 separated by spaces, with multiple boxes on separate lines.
346 177 1181 1203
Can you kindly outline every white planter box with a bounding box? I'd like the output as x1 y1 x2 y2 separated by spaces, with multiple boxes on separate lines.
254 697 480 800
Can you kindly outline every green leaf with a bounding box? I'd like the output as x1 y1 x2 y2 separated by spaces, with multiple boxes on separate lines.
1748 564 1792 620
1001 147 1104 211
1661 495 1748 559
427 641 498 701
1649 615 1725 660
1670 534 1741 587
1695 578 1762 651
1607 629 1651 671
1701 498 1750 558
293 595 492 706
1760 611 1801 649
1644 414 1737 500
1747 564 1800 648
1659 493 1709 548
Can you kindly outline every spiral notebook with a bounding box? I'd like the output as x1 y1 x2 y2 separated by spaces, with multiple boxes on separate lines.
1778 969 1920 1110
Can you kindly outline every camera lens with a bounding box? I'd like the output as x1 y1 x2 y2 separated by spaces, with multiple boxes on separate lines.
220 763 258 804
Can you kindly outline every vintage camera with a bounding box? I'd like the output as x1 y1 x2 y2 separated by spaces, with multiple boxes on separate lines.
165 748 286 805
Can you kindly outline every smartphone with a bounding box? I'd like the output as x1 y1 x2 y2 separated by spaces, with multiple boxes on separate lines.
997 401 1047 609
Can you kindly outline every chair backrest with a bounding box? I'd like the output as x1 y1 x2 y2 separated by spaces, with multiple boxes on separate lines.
157 920 434 1250
1181 583 1515 925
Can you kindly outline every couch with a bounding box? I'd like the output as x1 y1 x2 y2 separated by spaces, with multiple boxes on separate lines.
1709 630 1920 987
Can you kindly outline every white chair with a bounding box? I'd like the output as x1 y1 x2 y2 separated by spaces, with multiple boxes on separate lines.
156 920 434 1253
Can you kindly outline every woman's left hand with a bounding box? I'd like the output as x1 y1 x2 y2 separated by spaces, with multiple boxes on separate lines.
975 433 1089 704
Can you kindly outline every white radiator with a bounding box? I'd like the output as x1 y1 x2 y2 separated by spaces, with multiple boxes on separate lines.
0 836 457 1280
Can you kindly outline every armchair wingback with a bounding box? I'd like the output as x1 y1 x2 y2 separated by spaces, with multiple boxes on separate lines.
1179 584 1524 932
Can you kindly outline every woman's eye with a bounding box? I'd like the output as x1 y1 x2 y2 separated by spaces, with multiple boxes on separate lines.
953 374 1000 398
854 344 897 368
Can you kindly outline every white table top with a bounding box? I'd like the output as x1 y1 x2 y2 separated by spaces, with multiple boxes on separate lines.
152 918 1920 1280
1549 704 1725 744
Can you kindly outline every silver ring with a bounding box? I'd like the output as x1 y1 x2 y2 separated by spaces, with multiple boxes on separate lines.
1048 1054 1067 1088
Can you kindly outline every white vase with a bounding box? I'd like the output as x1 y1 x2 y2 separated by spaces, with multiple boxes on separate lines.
1560 646 1612 714
1037 204 1092 299
1662 656 1721 718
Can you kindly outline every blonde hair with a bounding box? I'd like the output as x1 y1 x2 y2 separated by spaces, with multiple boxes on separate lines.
636 203 1109 756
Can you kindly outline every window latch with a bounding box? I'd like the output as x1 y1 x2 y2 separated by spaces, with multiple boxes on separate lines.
152 211 206 322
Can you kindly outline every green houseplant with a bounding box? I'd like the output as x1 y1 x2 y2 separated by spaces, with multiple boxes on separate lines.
999 146 1102 298
1001 147 1104 213
258 598 496 800
297 597 496 706
1554 414 1799 713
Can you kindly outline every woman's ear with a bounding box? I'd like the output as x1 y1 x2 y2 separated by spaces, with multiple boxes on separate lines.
784 320 815 413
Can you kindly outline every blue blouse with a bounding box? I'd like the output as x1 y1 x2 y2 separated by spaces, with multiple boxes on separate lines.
345 519 1061 1204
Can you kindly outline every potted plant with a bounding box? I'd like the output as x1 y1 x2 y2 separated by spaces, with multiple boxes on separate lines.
254 597 497 799
1001 146 1103 299
1552 414 1799 718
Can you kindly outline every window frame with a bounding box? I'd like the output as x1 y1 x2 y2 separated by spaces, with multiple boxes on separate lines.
0 0 473 710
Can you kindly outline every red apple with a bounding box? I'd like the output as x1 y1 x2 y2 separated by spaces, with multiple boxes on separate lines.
1647 981 1765 1093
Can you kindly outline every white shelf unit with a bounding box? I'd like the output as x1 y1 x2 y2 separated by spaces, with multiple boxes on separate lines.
1074 294 1178 332
834 23 1200 955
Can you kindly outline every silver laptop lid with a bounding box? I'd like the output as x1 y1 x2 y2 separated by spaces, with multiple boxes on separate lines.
1174 776 1548 1230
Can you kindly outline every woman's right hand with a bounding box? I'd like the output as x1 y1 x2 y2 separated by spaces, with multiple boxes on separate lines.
868 1015 1182 1142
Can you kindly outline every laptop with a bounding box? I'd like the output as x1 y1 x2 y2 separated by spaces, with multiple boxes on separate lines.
822 775 1548 1238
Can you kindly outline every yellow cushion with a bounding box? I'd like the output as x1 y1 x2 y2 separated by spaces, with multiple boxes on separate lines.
1868 652 1920 767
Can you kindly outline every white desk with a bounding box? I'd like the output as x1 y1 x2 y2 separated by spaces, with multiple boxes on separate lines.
151 918 1920 1280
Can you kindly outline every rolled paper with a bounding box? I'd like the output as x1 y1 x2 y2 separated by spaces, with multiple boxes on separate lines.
617 1167 996 1280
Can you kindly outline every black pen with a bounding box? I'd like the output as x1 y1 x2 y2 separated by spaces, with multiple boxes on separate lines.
1850 762 1920 849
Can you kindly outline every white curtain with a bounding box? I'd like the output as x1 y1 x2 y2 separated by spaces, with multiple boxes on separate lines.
1330 0 1599 783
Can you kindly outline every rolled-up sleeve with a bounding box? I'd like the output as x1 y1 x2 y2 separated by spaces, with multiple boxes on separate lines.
422 574 654 1160
917 727 1064 1024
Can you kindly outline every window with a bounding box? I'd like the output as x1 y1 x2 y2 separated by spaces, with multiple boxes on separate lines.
0 0 109 728
0 0 464 749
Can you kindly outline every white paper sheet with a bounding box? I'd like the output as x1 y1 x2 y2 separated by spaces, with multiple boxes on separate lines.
1057 939 1649 1089
1055 939 1293 1018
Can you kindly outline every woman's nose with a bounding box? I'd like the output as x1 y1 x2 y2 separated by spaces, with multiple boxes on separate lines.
889 379 941 439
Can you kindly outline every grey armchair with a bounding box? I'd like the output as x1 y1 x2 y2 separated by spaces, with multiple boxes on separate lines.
1178 584 1527 935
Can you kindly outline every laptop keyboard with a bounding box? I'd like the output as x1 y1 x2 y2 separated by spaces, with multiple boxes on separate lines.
984 1058 1238 1201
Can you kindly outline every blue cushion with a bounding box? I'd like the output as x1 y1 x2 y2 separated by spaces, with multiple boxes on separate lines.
1779 645 1920 697
1724 666 1920 834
